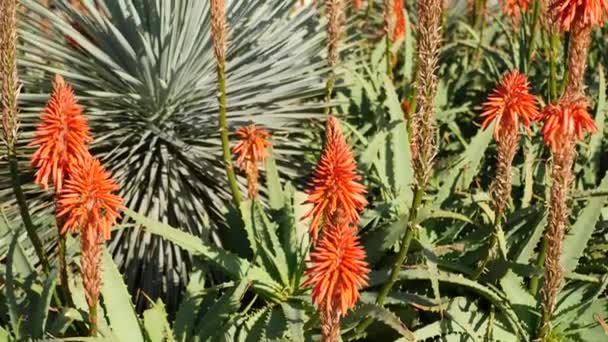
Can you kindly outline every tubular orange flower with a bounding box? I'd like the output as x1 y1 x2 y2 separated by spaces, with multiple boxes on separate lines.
231 124 271 198
393 0 406 42
303 117 367 243
551 0 608 31
30 75 92 192
57 157 123 244
232 124 271 171
303 218 369 318
501 0 533 18
540 101 597 152
480 70 539 141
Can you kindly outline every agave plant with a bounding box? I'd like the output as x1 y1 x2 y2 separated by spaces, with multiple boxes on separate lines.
5 0 339 310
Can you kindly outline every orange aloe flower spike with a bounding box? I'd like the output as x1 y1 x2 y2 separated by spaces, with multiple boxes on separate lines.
480 70 539 141
30 75 92 192
302 117 367 243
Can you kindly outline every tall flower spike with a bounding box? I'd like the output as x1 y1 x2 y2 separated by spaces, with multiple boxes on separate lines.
475 71 539 274
480 70 539 141
57 157 123 244
303 215 369 340
551 0 608 31
232 124 271 198
57 156 122 336
1 0 20 150
541 100 597 153
411 0 442 187
326 0 345 68
30 75 92 192
303 117 367 243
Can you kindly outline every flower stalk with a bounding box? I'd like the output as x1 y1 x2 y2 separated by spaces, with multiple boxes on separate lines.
1 0 50 272
538 138 575 340
474 70 539 278
302 118 369 341
211 0 242 208
352 0 442 336
324 0 345 115
58 157 123 336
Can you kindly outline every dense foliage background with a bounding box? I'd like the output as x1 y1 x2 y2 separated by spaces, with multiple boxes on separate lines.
2 0 608 341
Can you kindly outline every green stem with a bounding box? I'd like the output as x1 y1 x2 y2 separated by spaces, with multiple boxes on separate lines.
472 214 503 280
324 74 335 116
525 0 541 71
472 0 486 67
216 63 242 208
385 33 392 78
350 185 425 337
58 234 74 306
529 236 548 294
8 153 49 272
365 0 373 28
89 302 97 336
549 32 559 102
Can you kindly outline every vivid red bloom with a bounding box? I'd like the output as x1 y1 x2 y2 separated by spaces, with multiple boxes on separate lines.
57 157 123 245
30 75 92 192
303 218 369 317
354 0 363 9
303 117 367 243
551 0 608 31
541 101 597 152
232 124 271 198
480 70 539 141
393 0 406 42
501 0 533 18
232 124 271 172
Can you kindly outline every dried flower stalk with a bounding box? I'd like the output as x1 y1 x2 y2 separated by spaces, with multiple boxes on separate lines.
81 227 103 336
211 0 242 207
1 0 50 270
324 0 345 114
539 139 574 339
1 0 19 149
563 24 592 99
326 0 344 68
411 0 442 187
492 129 518 220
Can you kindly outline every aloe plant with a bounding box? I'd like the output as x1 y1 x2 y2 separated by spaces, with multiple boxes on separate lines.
4 0 335 310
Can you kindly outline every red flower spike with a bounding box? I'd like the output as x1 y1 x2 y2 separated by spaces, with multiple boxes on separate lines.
480 70 539 141
57 157 123 245
231 124 271 172
30 75 92 192
393 0 406 42
354 0 363 9
541 101 597 152
551 0 608 31
303 218 369 318
231 124 271 198
303 117 367 243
